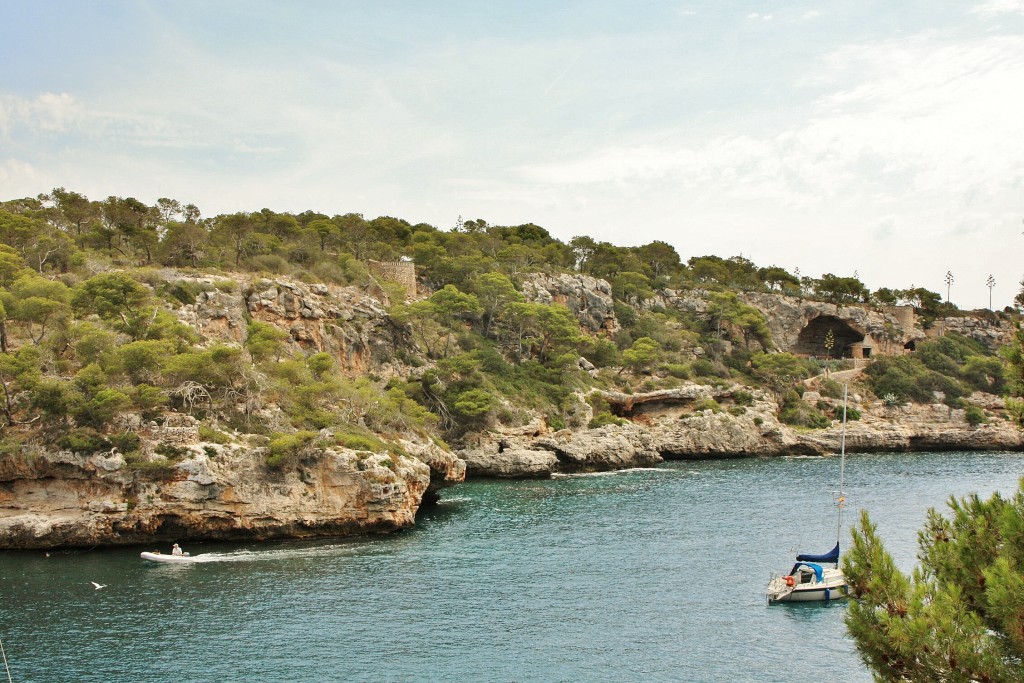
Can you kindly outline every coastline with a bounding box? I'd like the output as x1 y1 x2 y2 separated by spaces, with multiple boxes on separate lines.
1 385 1019 549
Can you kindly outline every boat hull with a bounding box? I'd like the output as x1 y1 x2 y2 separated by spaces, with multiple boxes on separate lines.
140 551 196 564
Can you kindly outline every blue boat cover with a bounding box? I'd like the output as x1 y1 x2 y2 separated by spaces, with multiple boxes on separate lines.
787 562 825 582
796 543 839 564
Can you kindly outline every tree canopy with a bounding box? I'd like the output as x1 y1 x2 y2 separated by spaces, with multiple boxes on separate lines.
843 483 1024 682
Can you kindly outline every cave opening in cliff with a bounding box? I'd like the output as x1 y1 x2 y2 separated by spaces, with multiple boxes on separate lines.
795 316 864 358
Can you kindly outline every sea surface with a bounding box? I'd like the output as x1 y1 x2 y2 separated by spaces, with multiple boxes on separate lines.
3 450 1024 682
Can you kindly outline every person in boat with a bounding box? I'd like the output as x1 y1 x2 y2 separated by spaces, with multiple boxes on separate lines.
171 543 183 556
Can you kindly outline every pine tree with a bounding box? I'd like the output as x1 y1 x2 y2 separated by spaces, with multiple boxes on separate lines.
843 483 1024 681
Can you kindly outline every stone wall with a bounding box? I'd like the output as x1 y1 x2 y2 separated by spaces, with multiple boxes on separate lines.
368 259 417 300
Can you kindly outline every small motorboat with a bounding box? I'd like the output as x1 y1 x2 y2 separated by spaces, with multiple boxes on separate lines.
140 551 197 564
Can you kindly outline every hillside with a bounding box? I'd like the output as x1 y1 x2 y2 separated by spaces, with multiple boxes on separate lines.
0 190 1021 548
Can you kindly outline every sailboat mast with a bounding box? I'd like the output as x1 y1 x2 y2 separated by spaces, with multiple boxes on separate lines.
836 383 848 553
0 638 12 683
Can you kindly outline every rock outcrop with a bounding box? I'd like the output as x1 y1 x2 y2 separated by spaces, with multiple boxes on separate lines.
928 314 1017 350
455 384 1024 477
520 273 619 334
650 289 921 356
0 432 432 550
0 271 467 549
460 420 661 477
172 274 410 376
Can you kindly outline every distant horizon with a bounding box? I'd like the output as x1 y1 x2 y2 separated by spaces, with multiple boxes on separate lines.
3 1 1022 308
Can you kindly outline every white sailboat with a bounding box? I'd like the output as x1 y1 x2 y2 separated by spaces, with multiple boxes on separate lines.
766 384 850 605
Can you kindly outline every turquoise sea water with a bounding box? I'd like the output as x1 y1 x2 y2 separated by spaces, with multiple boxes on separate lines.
3 450 1024 682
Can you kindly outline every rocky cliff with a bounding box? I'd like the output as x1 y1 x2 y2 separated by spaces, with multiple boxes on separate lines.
0 415 448 549
0 272 466 549
458 383 1024 477
1 269 1020 548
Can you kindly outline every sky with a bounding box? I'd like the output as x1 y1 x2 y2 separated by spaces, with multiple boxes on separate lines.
1 1 1022 309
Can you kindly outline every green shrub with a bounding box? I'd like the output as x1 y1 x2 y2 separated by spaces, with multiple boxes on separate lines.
155 443 189 460
198 424 231 444
779 391 831 428
692 358 720 378
731 390 754 406
834 406 862 421
161 280 207 306
60 428 109 454
692 398 722 414
589 411 625 428
266 430 318 469
77 389 132 427
109 431 141 453
1006 398 1024 426
335 428 385 453
661 363 691 379
819 378 844 399
965 405 988 426
124 452 176 480
132 384 168 419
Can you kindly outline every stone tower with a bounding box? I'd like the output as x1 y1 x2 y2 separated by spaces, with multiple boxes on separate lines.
368 259 417 300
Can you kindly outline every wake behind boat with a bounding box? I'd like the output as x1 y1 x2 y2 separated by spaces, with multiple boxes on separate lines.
766 384 851 605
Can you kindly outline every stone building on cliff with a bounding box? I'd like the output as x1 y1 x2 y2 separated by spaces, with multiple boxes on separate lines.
368 259 418 300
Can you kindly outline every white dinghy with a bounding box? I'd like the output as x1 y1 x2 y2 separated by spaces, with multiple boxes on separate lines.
140 551 196 564
141 545 197 564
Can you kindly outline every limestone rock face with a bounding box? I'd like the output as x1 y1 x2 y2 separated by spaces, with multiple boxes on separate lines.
0 441 432 549
456 383 1024 477
172 274 408 376
651 289 920 355
460 421 661 477
649 288 1015 356
462 448 560 478
396 438 467 489
794 401 1024 454
929 315 1017 350
741 293 918 355
519 273 618 334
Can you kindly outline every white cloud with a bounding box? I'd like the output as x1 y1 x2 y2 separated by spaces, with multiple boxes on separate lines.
803 10 821 20
506 30 1024 307
517 32 1024 203
970 0 1024 16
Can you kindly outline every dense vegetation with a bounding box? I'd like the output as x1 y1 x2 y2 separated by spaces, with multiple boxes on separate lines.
844 486 1024 681
0 188 1019 464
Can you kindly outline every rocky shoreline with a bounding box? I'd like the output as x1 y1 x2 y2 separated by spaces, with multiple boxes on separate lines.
0 271 1020 550
0 384 1020 549
459 385 1024 477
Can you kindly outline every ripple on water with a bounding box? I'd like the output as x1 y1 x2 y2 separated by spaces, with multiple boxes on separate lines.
3 451 1023 682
